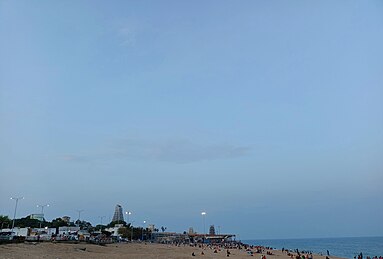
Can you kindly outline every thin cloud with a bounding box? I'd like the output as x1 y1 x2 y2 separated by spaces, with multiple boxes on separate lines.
112 138 251 163
118 26 136 47
59 138 251 164
59 155 90 162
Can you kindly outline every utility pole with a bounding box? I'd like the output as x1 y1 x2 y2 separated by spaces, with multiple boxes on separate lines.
10 197 24 232
76 210 84 227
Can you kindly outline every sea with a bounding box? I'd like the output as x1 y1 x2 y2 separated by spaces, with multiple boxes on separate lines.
244 237 383 259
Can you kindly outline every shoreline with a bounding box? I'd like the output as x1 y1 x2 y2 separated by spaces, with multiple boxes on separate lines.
0 241 348 259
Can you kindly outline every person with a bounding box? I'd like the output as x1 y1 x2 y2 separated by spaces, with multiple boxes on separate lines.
327 250 330 256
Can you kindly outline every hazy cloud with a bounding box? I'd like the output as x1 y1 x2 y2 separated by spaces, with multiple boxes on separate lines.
59 155 91 162
112 138 251 163
60 139 251 164
118 26 136 46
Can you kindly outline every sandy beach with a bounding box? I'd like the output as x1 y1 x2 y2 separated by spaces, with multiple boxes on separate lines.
0 242 346 259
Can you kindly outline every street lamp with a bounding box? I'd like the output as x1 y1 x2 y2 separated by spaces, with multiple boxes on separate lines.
141 220 146 240
76 210 84 227
125 211 133 241
201 212 206 235
37 204 50 214
130 221 135 241
125 211 132 224
10 197 24 232
37 204 50 229
99 216 106 230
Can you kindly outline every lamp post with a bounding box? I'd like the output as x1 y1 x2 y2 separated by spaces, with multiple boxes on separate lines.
76 210 84 227
201 212 206 235
10 197 24 232
125 211 132 240
141 220 146 241
37 204 49 229
130 221 135 241
125 211 132 224
99 216 106 230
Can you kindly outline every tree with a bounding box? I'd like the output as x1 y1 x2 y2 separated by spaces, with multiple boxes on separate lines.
95 224 106 231
0 215 11 229
75 220 93 230
107 220 127 228
14 216 40 228
118 227 129 238
49 218 68 228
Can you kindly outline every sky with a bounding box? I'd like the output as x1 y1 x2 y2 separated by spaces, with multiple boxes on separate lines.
0 0 382 239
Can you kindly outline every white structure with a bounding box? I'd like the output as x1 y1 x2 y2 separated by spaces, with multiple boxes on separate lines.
30 214 44 221
1 227 29 236
30 227 56 235
58 226 80 235
105 224 124 236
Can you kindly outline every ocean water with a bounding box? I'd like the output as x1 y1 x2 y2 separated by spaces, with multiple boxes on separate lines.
245 237 383 259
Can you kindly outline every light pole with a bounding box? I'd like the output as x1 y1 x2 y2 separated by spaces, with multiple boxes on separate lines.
125 211 132 224
130 221 135 241
10 197 24 232
37 204 49 229
125 211 133 240
99 216 106 230
76 210 84 227
141 220 146 241
201 212 206 235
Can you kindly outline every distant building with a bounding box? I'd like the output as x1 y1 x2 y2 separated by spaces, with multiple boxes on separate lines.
112 204 124 223
1 227 29 237
30 214 44 221
148 224 155 232
105 224 124 236
209 225 215 235
58 226 80 235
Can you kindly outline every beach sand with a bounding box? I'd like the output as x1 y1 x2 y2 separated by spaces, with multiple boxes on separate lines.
0 242 345 259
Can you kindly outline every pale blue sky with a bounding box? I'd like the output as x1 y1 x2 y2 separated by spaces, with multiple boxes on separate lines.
1 0 382 239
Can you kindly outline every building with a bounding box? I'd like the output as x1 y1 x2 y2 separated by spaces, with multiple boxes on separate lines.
30 214 44 221
209 225 215 235
105 223 124 237
148 224 155 232
58 226 80 235
189 227 195 234
0 227 29 237
112 204 124 223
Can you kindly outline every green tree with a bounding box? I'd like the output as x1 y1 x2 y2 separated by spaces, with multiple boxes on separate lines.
49 218 68 228
118 227 129 238
95 224 106 231
107 220 127 228
75 220 93 230
14 216 40 228
0 215 11 229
